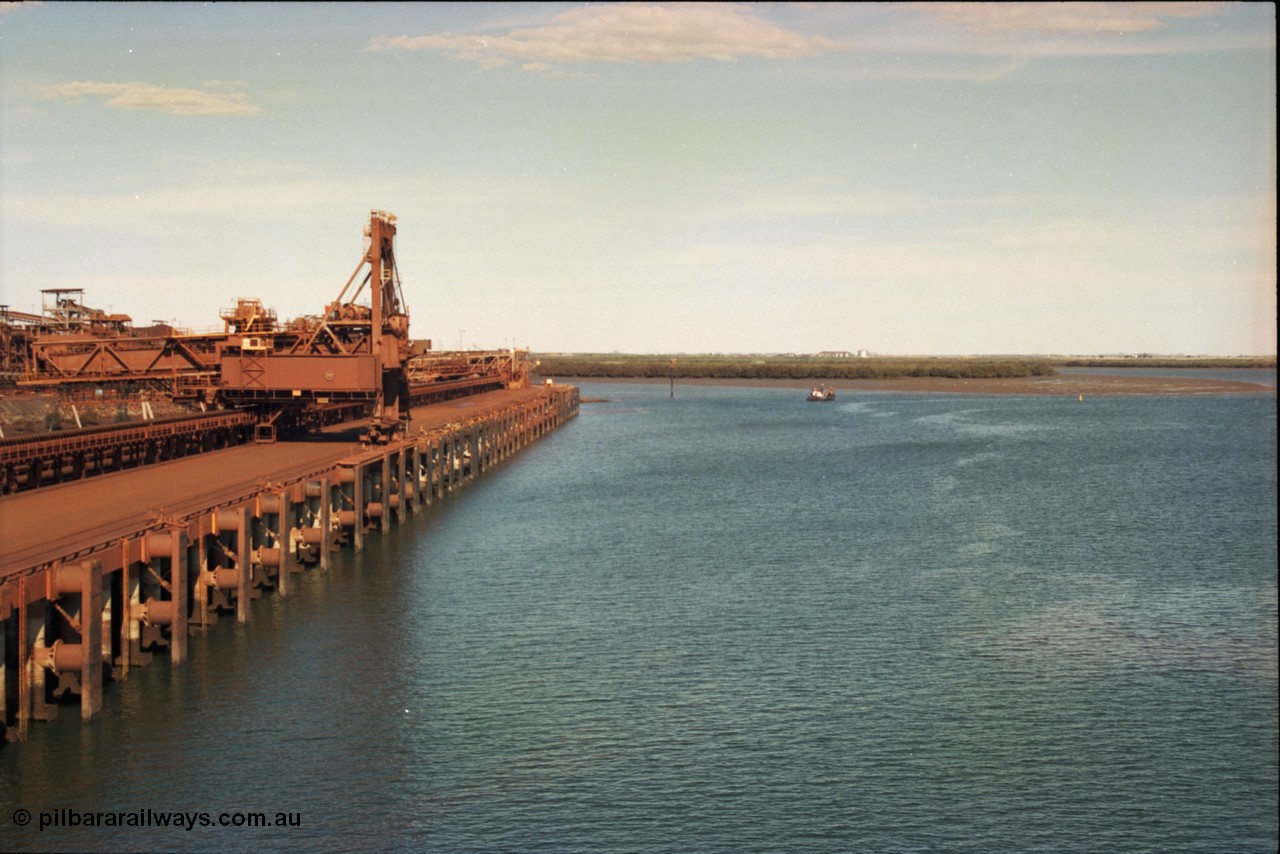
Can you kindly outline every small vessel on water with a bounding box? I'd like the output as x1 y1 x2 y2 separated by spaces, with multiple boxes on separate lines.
807 384 836 402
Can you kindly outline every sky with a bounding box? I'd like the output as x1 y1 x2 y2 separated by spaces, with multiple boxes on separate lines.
1 2 1275 355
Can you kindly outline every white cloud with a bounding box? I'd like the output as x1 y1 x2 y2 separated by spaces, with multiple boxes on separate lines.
366 2 1270 79
368 3 840 68
41 81 261 116
903 1 1275 59
785 2 1271 66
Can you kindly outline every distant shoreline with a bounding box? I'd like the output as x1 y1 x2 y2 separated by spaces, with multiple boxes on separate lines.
548 374 1276 397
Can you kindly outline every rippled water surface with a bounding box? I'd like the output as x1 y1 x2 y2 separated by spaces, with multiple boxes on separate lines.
3 382 1276 852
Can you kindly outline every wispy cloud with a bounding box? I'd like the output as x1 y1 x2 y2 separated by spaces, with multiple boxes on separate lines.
367 2 1270 79
41 81 261 116
924 2 1228 35
368 3 840 68
905 1 1274 58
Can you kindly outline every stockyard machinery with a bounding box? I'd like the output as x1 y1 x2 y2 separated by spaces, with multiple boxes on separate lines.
3 210 530 446
217 210 413 442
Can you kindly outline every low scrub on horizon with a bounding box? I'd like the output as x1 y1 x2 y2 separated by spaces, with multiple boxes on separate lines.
1058 356 1275 368
532 354 1057 380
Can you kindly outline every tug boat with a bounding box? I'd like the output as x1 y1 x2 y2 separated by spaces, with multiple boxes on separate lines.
807 384 836 402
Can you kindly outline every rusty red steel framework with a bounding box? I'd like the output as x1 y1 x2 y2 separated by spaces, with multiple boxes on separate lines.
0 384 580 742
0 210 566 745
216 210 412 442
4 210 531 446
0 369 528 495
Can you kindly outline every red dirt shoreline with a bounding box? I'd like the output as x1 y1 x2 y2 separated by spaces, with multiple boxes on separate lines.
554 374 1276 397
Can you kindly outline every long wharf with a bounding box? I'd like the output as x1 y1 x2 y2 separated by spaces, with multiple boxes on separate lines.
0 384 578 742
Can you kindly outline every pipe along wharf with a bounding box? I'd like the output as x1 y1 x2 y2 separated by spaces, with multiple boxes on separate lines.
0 383 578 743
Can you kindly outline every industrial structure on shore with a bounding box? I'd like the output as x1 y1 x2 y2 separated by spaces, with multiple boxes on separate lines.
1 210 527 441
0 211 579 743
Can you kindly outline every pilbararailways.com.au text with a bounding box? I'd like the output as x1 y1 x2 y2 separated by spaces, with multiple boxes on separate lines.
16 807 301 832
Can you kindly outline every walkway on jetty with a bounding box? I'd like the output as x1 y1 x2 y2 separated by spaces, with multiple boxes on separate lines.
1 387 551 575
1 384 578 742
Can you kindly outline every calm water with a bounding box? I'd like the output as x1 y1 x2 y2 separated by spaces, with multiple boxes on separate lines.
3 381 1276 852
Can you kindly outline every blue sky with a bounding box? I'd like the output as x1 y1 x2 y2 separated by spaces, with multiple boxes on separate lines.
1 2 1274 354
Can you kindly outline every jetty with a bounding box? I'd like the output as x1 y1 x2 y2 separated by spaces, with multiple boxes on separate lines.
0 211 579 743
0 384 576 741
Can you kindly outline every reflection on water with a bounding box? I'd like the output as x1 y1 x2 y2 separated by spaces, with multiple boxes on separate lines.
3 382 1276 852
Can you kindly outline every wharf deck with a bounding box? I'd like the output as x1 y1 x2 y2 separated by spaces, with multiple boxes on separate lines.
0 387 545 579
2 383 577 741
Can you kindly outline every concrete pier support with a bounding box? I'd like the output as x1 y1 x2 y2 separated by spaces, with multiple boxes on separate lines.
122 557 144 675
404 446 419 515
379 456 391 533
351 465 365 551
27 598 54 723
426 441 440 503
169 530 189 665
233 508 250 624
266 491 293 598
128 530 186 669
453 436 462 488
249 494 279 597
29 561 105 722
195 531 213 633
298 478 329 570
317 476 331 572
1 608 8 739
75 560 104 721
14 578 29 739
470 426 482 478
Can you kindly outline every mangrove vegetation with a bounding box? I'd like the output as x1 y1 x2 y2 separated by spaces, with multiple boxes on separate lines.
532 354 1060 381
531 354 1274 381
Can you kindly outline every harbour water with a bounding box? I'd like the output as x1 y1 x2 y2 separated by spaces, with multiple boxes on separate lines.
3 378 1276 852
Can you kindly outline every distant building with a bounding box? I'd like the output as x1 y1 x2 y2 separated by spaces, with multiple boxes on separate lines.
816 350 855 359
857 349 870 358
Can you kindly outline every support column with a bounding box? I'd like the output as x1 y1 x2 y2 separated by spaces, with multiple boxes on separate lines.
123 556 141 675
380 454 391 533
16 577 31 738
317 476 331 572
236 507 251 624
470 426 481 477
196 529 212 633
170 529 188 666
448 437 459 491
27 596 54 723
274 491 292 598
352 465 365 551
300 479 326 570
1 604 9 738
27 599 54 727
405 445 419 514
78 560 104 721
430 440 440 501
469 427 479 479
